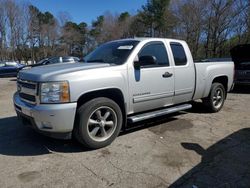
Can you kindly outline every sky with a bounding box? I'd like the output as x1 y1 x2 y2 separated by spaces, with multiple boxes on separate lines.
31 0 147 25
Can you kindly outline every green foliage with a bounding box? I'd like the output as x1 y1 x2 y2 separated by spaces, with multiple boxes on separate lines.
61 21 88 56
39 11 55 25
139 0 171 37
92 15 104 28
90 15 104 38
1 0 250 61
118 12 130 23
29 5 40 16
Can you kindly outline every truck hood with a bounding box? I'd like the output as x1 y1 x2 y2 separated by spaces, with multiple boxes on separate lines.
19 62 110 81
230 44 250 63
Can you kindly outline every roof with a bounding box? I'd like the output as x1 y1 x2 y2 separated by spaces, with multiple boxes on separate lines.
112 37 186 43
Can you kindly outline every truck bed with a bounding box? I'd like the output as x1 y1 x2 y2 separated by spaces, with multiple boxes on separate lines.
193 61 234 100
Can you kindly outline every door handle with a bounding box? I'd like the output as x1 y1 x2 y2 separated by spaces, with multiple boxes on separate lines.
162 72 173 78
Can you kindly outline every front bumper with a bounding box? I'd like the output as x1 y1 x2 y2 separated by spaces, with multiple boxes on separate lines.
13 92 77 139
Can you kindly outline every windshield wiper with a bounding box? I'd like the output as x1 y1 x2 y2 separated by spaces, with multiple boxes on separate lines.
87 59 104 63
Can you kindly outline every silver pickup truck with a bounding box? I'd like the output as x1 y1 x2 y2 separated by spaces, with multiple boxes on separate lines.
13 38 234 149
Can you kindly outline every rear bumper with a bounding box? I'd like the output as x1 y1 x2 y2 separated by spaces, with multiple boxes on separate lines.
13 92 77 139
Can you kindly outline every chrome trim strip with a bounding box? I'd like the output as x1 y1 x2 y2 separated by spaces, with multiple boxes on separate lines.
17 79 36 84
20 87 36 95
17 78 38 105
133 91 174 103
20 97 36 105
14 105 22 113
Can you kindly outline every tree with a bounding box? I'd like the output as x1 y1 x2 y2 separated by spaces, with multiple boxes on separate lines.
0 0 249 62
5 0 20 59
61 21 87 56
101 12 121 41
240 1 250 43
0 0 7 60
138 0 173 37
203 0 245 57
118 12 130 23
57 11 72 27
172 0 209 59
28 5 41 62
39 11 58 57
118 12 133 38
88 12 133 47
90 15 104 44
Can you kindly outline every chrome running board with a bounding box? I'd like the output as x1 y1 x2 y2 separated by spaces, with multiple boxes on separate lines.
127 104 192 123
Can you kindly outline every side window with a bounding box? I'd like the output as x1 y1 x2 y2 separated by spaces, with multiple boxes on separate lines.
170 43 187 66
139 42 169 66
5 62 17 67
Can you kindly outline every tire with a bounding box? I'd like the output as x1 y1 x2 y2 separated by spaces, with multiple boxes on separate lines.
202 83 226 113
74 97 123 149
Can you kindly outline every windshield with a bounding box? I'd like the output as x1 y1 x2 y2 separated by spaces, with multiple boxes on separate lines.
84 40 139 65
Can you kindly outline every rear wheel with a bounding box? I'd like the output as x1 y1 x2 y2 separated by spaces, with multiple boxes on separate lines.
202 83 226 113
74 97 123 149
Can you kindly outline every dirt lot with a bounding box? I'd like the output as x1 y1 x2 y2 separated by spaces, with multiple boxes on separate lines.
0 77 250 188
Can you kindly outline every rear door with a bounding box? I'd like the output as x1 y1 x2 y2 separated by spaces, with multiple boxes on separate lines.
170 42 195 104
128 41 174 113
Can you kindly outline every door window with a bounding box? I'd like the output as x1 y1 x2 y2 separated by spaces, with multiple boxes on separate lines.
170 43 187 66
139 42 169 67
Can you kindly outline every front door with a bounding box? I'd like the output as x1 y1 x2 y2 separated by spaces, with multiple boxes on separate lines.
128 41 174 114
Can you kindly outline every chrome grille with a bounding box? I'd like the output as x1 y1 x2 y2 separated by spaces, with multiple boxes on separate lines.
17 79 38 104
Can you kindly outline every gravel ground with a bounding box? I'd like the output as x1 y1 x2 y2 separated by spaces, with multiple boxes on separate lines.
0 77 250 188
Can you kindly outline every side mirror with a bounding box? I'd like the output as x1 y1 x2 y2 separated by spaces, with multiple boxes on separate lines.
134 55 157 69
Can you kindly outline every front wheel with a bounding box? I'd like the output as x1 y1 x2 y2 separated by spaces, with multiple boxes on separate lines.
74 97 123 149
202 83 226 113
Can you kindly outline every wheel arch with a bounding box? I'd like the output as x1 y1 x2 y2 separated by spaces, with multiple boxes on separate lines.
76 88 127 130
212 76 228 98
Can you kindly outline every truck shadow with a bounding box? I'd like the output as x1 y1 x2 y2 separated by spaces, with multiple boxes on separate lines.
122 113 182 135
185 101 210 114
0 116 86 156
0 114 182 156
169 128 250 188
1 118 250 187
231 85 250 94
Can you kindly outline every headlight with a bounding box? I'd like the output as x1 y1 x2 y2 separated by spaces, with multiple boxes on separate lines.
40 81 70 103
